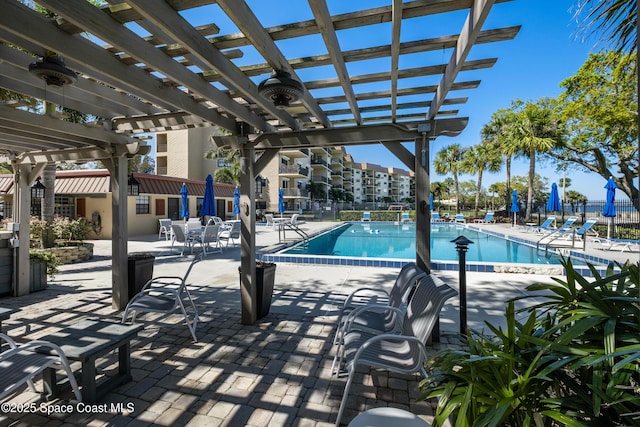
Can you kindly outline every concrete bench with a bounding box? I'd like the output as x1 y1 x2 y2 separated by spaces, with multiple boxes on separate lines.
36 319 143 403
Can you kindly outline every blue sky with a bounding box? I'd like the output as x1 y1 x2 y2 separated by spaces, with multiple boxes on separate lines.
166 1 615 200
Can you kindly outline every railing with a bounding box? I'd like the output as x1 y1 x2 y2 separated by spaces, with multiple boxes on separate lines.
282 188 309 197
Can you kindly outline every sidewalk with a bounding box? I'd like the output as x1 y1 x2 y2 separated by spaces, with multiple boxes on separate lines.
0 222 576 426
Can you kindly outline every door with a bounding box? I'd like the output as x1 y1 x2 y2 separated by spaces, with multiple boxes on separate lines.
168 198 180 220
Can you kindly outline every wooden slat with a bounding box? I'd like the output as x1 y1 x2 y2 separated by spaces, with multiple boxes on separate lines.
429 0 496 119
390 0 403 122
216 0 331 129
37 0 268 132
308 0 361 125
124 0 297 131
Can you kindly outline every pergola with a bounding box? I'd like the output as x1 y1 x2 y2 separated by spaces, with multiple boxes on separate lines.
0 0 519 323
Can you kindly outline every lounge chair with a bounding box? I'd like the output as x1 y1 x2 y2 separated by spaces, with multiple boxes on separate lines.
361 211 371 221
401 211 410 222
524 216 556 233
0 333 82 402
431 212 445 223
595 238 640 253
122 253 202 342
218 221 240 248
451 213 465 223
333 276 458 426
158 219 172 240
473 212 494 223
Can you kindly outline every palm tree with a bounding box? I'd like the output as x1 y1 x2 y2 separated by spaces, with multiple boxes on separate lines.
206 145 241 184
573 0 637 53
462 141 503 216
503 100 563 219
482 108 517 214
430 181 448 211
434 144 467 213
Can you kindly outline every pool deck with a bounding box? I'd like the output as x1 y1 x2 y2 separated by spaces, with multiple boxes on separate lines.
0 220 636 426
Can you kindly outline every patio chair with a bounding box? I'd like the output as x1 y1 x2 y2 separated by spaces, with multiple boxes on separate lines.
0 333 82 402
158 219 172 240
219 221 241 248
193 223 222 255
121 253 202 342
170 224 193 256
361 211 371 221
333 277 458 426
473 212 494 223
264 214 277 230
524 216 556 233
332 262 427 349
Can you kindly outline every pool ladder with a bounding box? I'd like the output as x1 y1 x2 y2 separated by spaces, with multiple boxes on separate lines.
278 222 309 246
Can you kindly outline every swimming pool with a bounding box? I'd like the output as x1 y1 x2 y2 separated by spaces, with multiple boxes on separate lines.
281 222 574 265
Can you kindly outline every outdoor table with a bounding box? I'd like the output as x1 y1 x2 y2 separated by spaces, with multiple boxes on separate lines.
36 318 143 403
0 307 17 333
347 407 432 427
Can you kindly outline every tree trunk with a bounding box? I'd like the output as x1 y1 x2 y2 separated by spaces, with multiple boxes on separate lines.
475 169 483 217
526 149 535 220
505 156 511 213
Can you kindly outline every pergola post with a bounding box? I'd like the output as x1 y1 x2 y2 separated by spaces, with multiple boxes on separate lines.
106 155 129 310
14 164 32 296
239 145 257 324
414 132 431 274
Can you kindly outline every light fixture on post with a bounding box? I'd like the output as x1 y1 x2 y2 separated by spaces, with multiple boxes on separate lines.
258 70 304 109
29 52 77 87
127 175 140 196
31 177 46 200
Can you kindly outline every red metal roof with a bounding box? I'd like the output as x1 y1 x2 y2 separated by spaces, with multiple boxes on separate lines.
0 171 237 197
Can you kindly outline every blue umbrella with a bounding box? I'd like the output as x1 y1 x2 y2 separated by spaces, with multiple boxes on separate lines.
511 190 519 227
547 182 561 213
603 177 617 238
278 188 285 216
180 183 189 220
201 174 216 218
233 186 241 219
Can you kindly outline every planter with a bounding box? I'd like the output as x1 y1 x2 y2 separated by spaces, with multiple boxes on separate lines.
239 262 276 319
256 262 276 319
127 253 155 302
30 258 47 292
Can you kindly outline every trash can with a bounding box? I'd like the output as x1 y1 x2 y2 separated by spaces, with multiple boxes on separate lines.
239 261 276 319
127 253 155 302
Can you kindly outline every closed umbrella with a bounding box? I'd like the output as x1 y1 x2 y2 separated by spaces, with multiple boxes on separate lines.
429 193 434 209
603 177 617 239
278 188 285 217
511 190 519 227
180 183 189 220
201 174 216 219
547 182 561 214
233 186 241 219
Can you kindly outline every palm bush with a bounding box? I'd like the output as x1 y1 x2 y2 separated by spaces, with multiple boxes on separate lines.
420 259 640 427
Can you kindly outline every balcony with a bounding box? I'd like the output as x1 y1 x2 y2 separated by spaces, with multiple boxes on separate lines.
279 164 309 177
282 188 309 198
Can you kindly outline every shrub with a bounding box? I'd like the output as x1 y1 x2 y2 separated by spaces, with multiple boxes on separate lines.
29 250 61 277
419 259 640 427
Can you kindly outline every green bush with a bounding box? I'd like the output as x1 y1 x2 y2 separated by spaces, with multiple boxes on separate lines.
29 250 61 277
338 210 414 221
420 259 640 427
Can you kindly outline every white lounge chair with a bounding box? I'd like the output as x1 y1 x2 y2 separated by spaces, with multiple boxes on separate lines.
524 216 556 233
0 333 82 402
170 224 193 256
452 213 466 223
473 212 494 223
333 277 458 426
361 211 371 221
122 253 202 342
401 211 410 222
431 212 445 223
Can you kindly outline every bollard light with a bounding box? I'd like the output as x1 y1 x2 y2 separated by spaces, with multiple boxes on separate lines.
451 235 474 335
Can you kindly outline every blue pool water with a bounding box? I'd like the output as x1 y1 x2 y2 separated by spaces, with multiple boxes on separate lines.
282 222 574 265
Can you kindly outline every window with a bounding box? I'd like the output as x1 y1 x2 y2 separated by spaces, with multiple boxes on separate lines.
135 195 150 214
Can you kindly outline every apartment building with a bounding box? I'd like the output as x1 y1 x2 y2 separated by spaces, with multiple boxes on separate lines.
155 129 414 212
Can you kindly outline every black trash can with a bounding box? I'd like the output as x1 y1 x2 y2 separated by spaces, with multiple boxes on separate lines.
239 262 276 319
127 253 155 302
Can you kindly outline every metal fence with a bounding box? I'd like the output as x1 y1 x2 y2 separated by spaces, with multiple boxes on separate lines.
521 199 639 240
